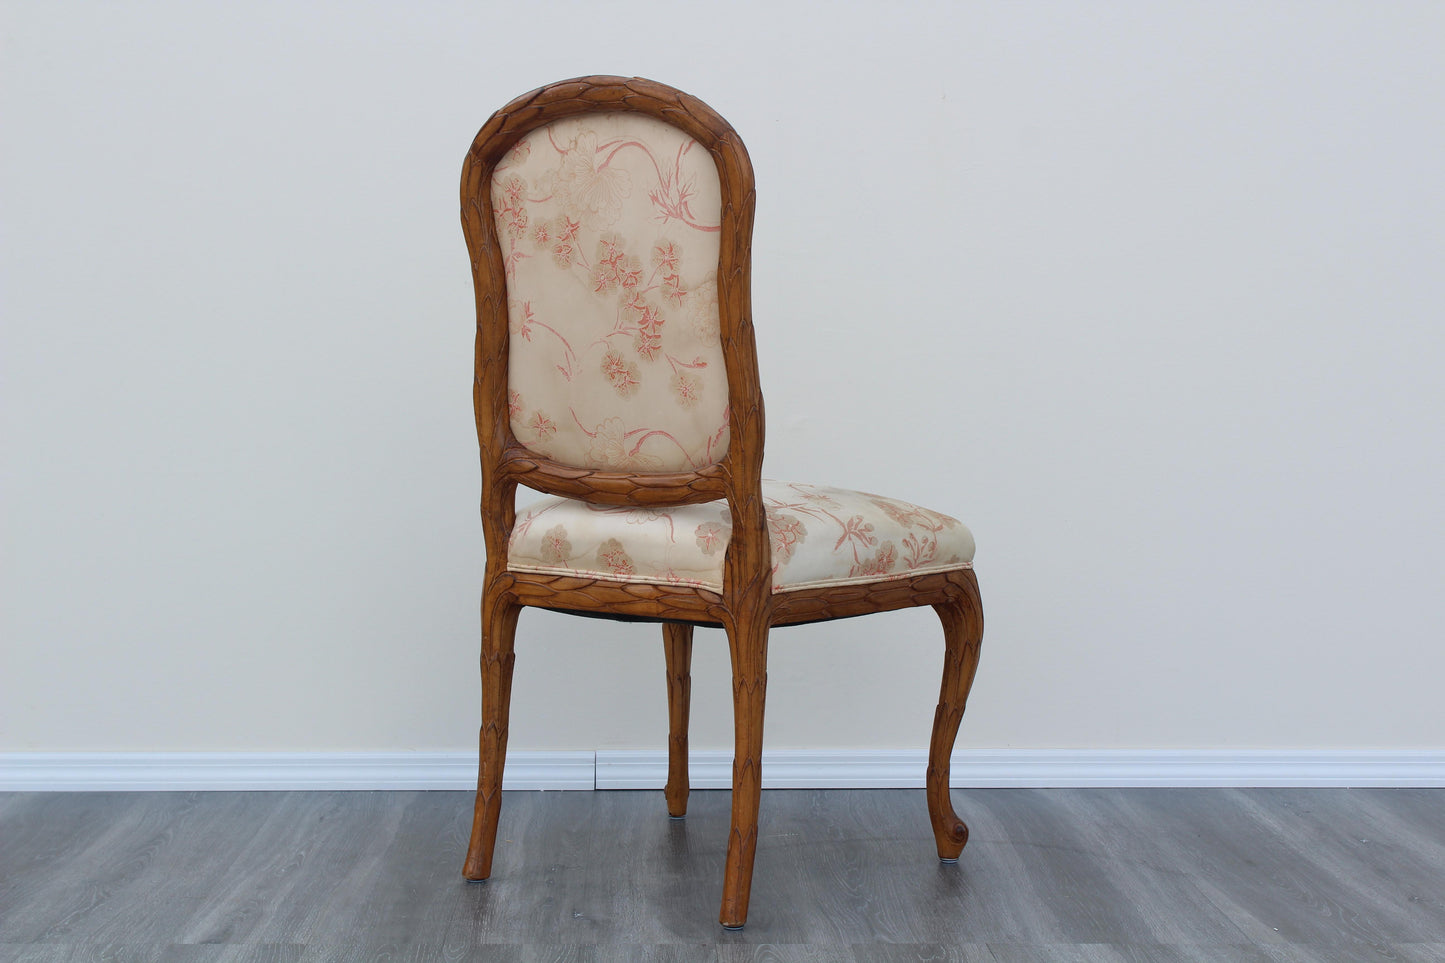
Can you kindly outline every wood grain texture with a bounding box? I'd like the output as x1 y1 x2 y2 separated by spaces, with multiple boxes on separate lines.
663 623 695 818
502 572 728 624
719 602 770 928
499 454 729 508
928 570 985 860
463 586 521 881
461 76 984 928
769 570 974 627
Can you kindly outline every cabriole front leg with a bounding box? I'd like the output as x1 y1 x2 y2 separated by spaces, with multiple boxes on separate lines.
927 570 984 861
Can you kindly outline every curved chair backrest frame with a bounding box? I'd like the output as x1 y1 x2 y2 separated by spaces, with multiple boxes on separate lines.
462 76 769 598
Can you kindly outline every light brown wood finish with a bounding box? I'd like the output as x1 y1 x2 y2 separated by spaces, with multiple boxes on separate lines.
928 570 985 860
462 583 520 881
662 623 694 818
461 76 984 928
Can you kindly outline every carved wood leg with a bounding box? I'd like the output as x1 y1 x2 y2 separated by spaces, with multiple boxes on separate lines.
927 570 985 861
662 622 694 818
463 584 521 880
719 609 769 928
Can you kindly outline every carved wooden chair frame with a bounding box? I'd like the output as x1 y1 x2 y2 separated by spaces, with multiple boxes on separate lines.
460 76 984 929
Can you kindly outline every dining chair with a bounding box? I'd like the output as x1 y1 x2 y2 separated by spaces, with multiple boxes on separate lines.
460 76 985 929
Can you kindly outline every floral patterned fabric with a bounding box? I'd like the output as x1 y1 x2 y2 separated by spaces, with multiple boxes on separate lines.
492 113 729 472
508 480 975 594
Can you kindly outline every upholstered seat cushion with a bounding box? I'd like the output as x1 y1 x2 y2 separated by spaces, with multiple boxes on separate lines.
508 480 975 594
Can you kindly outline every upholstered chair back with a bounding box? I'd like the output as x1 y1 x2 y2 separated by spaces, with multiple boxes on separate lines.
463 81 984 932
490 113 730 473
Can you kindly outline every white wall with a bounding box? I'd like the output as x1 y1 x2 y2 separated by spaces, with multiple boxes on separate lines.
3 1 1442 756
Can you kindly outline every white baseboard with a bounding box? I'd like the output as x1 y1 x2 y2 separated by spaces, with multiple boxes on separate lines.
595 749 929 788
0 751 594 792
2 748 1442 792
596 749 1445 789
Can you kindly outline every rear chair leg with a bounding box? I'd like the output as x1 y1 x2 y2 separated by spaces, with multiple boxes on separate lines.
719 609 769 929
927 570 985 861
463 586 520 880
662 622 694 818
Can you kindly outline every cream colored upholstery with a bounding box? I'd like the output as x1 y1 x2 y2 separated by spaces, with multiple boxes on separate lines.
492 113 729 472
509 480 975 594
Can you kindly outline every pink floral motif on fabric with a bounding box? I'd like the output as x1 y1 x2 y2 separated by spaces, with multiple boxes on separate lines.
508 481 975 594
492 113 729 472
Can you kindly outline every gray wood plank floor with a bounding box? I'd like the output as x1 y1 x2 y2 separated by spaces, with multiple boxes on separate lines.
1 789 1442 962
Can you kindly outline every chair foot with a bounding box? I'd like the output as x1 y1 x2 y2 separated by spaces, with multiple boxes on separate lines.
668 813 686 821
930 812 970 860
721 923 745 931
